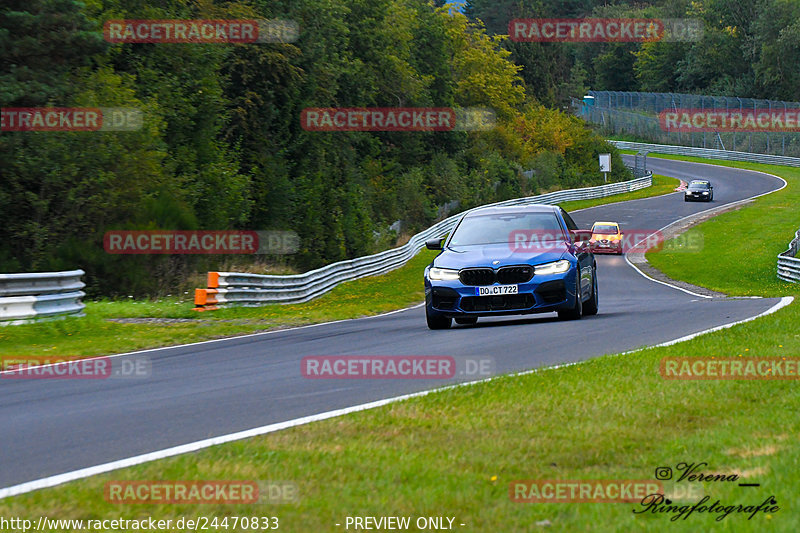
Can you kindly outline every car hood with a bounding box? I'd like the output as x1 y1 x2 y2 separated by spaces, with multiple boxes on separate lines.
434 242 569 269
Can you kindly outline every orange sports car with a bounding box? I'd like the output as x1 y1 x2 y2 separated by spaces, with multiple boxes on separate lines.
589 221 623 255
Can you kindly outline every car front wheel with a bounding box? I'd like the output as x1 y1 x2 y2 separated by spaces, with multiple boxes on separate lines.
583 268 598 316
558 278 583 320
426 306 452 329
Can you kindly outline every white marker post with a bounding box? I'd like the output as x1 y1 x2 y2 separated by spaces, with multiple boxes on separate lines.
599 153 611 183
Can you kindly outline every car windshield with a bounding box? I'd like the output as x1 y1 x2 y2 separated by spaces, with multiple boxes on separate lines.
592 225 619 234
688 182 710 190
449 212 565 246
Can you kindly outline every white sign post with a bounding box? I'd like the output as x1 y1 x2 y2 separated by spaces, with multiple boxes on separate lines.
599 153 611 182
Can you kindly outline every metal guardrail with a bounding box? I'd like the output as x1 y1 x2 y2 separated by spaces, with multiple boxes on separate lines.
0 270 86 325
193 174 653 309
778 228 800 283
610 141 800 167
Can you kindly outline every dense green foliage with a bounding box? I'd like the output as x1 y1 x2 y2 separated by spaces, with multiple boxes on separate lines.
465 0 800 106
0 0 628 296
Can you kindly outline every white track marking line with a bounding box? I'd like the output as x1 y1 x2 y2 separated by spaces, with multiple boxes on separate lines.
0 297 792 500
0 303 425 376
621 296 793 351
623 255 713 298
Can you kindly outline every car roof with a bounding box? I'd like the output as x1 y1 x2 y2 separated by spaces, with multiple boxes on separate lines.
592 221 619 226
464 204 560 217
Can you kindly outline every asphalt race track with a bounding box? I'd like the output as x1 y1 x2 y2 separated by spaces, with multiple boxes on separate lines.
0 157 787 490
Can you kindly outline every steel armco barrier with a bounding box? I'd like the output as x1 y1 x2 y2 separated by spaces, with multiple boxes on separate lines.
778 228 800 283
0 270 86 325
193 174 653 309
610 141 800 167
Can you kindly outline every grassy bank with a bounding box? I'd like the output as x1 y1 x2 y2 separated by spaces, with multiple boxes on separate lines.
558 174 678 212
2 304 797 532
644 156 798 296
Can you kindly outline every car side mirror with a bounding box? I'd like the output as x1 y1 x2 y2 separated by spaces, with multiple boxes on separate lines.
571 230 592 244
425 237 444 250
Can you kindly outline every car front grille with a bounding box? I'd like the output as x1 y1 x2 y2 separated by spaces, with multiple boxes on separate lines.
497 266 533 284
459 268 495 286
459 265 533 286
460 294 535 312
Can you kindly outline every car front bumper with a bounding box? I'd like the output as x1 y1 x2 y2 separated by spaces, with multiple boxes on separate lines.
425 270 578 318
590 240 622 254
685 193 711 201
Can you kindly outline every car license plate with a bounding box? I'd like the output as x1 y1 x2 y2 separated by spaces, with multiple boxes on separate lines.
476 285 518 296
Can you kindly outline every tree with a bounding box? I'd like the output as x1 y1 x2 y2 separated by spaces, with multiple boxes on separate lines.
0 0 106 106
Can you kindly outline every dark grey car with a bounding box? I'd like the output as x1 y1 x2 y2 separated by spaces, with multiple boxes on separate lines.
684 180 713 202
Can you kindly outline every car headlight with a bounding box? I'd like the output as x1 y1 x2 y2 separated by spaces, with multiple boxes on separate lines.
428 267 460 281
534 259 571 275
702 191 709 195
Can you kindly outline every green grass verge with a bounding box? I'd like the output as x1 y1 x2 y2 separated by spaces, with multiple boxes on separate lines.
2 306 798 532
0 175 678 359
644 155 799 296
558 174 678 212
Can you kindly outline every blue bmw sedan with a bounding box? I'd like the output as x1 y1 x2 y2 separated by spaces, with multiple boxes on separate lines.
423 205 597 329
